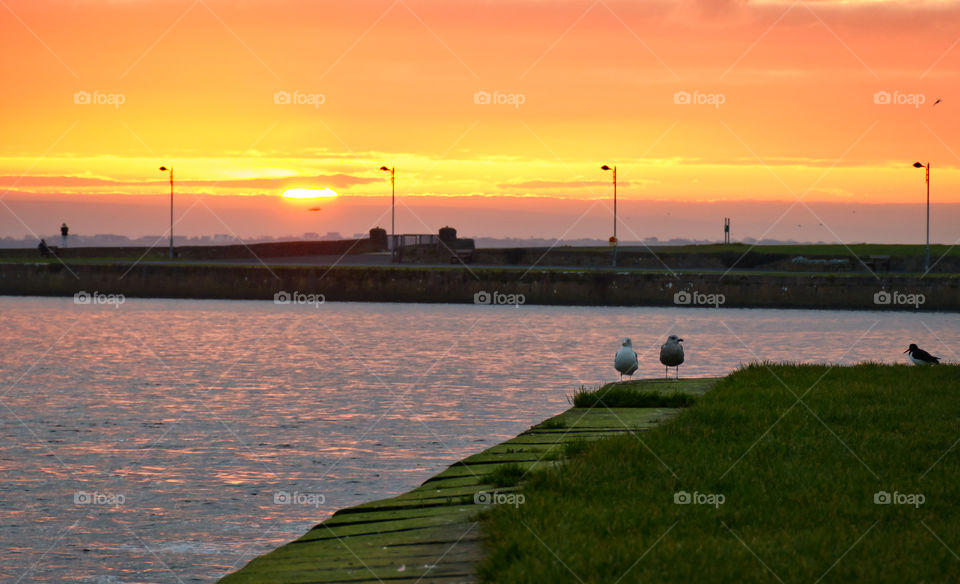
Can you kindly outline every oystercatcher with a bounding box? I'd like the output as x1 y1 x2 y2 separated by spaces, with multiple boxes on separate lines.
905 343 940 365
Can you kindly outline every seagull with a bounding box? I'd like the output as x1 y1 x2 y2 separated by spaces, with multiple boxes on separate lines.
934 98 942 106
905 343 940 365
614 337 639 380
660 335 685 379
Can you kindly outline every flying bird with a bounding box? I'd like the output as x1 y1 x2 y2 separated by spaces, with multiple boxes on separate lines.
660 335 685 379
905 343 940 365
614 337 639 380
934 98 942 106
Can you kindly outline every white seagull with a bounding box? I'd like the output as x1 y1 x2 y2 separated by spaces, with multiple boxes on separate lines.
614 337 639 380
660 335 685 379
905 343 940 365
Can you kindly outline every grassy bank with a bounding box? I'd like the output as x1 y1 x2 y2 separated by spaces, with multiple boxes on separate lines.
218 379 716 583
478 364 960 583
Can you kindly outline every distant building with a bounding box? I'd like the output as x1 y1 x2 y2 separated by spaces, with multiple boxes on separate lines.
92 234 130 244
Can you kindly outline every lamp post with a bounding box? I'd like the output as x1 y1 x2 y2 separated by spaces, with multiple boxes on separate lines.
913 161 930 272
159 166 173 259
601 164 617 267
380 166 395 262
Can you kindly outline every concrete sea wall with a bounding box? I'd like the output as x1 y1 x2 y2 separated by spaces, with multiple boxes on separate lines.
0 262 956 311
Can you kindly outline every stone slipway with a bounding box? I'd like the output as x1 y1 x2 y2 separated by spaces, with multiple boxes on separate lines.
219 378 717 584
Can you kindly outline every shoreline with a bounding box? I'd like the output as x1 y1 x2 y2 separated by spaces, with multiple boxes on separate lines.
218 378 717 583
0 262 955 311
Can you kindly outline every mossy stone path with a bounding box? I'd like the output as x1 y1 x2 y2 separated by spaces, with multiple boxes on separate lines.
219 378 716 583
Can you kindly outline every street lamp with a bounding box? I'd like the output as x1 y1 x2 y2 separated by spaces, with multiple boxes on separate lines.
913 161 930 272
159 166 173 259
601 164 617 267
380 166 395 262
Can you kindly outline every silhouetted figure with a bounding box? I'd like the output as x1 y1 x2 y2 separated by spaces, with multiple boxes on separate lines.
60 223 69 247
38 239 50 257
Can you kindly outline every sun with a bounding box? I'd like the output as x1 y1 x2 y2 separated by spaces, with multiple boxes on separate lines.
281 187 339 199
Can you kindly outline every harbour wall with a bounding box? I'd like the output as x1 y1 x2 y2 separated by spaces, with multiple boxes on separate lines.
0 262 954 311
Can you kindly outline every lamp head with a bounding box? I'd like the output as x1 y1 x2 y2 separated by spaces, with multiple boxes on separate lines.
913 162 925 168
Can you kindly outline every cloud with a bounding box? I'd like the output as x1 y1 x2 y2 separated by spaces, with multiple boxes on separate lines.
498 179 636 189
0 174 379 189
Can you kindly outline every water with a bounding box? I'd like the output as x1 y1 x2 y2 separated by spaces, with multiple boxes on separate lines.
1 297 957 582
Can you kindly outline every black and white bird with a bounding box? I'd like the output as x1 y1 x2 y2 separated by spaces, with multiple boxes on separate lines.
660 335 685 379
614 337 639 380
905 343 940 365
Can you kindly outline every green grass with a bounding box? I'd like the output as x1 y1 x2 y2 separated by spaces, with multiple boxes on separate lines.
483 462 528 488
535 418 567 430
478 363 960 583
571 385 697 408
613 243 960 257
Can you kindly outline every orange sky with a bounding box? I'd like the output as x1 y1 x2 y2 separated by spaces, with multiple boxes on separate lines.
1 0 959 243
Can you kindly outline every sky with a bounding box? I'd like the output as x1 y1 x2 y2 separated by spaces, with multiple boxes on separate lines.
1 0 959 244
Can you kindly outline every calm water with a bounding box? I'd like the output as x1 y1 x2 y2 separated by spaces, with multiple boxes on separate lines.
1 297 957 582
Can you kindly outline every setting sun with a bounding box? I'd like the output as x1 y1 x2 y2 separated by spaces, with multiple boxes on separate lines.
281 187 340 199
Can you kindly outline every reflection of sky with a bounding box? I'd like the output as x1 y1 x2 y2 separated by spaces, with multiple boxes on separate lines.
1 297 958 580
